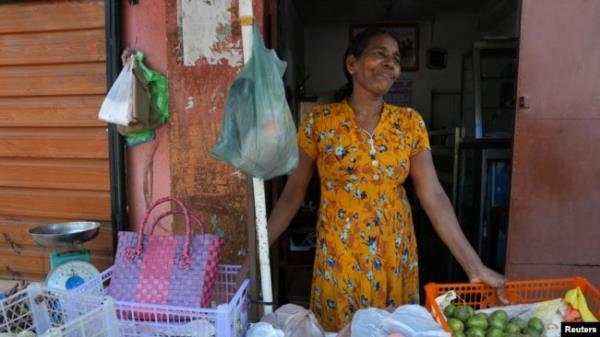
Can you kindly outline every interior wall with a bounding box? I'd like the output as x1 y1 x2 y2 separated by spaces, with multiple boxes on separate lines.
302 15 479 123
485 10 518 37
302 23 347 99
302 12 517 125
279 0 304 121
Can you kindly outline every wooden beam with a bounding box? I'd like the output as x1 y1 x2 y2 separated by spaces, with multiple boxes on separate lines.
0 63 106 97
0 128 108 159
0 29 106 66
0 0 104 34
0 96 106 127
0 158 109 191
0 188 111 221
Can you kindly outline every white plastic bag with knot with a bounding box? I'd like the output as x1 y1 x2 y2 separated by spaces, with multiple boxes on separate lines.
247 322 284 337
261 304 326 337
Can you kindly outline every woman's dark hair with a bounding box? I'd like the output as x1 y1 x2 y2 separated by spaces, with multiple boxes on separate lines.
337 28 401 100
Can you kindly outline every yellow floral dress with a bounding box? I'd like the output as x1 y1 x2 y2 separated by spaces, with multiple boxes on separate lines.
298 100 430 331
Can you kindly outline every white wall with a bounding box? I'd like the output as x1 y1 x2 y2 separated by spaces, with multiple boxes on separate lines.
302 14 483 124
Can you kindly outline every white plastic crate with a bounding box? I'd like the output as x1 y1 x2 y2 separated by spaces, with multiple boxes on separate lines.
74 265 249 337
0 283 120 337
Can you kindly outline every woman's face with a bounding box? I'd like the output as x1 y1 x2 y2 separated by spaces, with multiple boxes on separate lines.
347 34 401 97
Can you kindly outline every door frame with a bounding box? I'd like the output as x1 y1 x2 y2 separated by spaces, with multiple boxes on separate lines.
105 0 129 251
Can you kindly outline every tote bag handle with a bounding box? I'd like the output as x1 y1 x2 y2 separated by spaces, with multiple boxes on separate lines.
128 197 193 269
147 210 206 236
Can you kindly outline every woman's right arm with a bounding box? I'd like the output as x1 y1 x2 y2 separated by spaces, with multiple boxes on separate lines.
267 149 315 245
236 149 315 285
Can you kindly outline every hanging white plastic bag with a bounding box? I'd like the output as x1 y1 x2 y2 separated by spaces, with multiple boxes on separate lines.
210 24 298 179
98 56 135 126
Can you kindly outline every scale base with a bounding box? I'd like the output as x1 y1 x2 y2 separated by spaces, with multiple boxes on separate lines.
46 260 100 290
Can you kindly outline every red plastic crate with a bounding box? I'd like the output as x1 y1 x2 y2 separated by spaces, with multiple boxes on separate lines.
424 276 600 332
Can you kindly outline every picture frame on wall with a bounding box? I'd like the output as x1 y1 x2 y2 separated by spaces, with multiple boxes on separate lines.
350 23 419 71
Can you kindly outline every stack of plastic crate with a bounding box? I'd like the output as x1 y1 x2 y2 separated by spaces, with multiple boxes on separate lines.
0 283 120 337
74 265 250 337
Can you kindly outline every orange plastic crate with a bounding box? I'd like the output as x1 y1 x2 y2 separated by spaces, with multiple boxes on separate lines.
425 276 600 332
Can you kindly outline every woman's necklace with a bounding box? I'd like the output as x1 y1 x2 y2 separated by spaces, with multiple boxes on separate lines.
348 101 383 169
348 98 383 134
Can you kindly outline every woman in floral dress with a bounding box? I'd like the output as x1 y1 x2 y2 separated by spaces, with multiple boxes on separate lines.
262 28 506 331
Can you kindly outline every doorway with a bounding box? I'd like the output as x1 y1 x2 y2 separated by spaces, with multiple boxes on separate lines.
272 0 520 306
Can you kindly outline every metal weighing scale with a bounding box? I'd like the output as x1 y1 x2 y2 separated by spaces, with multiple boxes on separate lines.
28 221 101 290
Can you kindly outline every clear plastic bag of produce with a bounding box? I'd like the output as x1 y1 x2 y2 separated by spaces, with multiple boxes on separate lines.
210 24 298 180
351 305 449 337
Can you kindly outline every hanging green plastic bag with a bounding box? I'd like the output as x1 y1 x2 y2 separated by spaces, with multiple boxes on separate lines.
210 25 298 180
134 51 168 124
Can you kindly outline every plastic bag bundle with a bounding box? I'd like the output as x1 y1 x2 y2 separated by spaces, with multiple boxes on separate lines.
120 51 169 146
351 305 449 337
98 50 169 146
247 322 285 337
261 304 326 337
211 24 298 179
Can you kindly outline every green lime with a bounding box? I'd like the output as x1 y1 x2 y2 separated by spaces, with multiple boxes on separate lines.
490 310 509 323
448 318 465 332
486 327 503 337
454 331 466 337
465 327 486 337
527 317 544 334
522 327 541 337
445 304 457 318
466 316 489 330
505 322 521 334
488 316 506 330
455 306 473 321
509 317 528 330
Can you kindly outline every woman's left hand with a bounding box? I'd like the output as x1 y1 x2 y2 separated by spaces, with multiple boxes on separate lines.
469 265 508 304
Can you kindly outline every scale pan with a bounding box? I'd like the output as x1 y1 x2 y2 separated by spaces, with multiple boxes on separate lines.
29 221 102 247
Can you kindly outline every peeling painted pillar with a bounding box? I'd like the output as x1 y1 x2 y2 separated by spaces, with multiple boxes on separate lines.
164 0 264 263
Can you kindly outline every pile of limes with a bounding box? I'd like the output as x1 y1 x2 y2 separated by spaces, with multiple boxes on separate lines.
443 305 545 337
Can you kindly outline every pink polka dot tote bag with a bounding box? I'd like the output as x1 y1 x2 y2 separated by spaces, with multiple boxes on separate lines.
108 197 223 308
